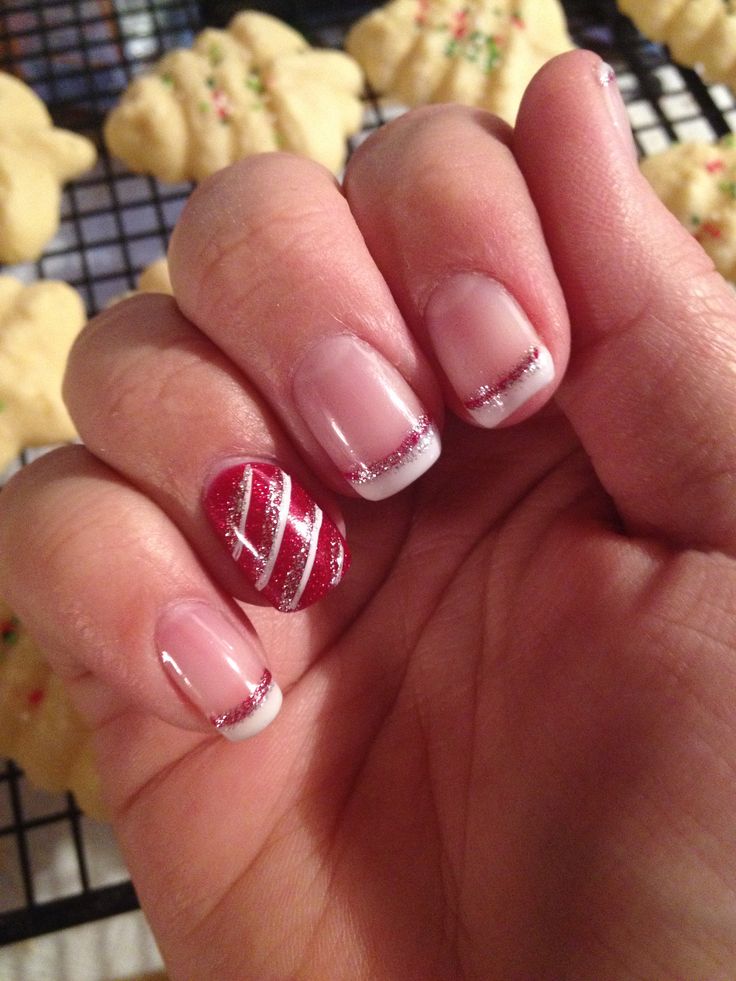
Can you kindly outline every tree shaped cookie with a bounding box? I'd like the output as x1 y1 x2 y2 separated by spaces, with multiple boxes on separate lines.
345 0 572 123
641 136 736 282
0 597 104 819
0 71 97 264
0 275 85 470
104 10 365 182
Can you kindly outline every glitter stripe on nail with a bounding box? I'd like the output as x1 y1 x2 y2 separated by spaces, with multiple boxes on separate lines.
210 668 274 729
205 462 351 613
288 505 322 612
342 415 438 488
255 472 291 591
231 465 252 562
464 347 541 411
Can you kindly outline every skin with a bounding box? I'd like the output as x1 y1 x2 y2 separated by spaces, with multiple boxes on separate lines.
3 51 736 978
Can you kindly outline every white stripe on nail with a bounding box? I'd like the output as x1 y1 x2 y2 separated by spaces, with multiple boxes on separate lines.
288 504 323 612
256 471 291 591
231 465 253 563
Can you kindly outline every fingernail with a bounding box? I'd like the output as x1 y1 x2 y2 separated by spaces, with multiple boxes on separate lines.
596 61 637 160
425 274 555 428
293 334 441 500
203 461 349 612
157 600 282 741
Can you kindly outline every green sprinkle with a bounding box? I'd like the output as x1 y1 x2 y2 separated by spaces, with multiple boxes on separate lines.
718 180 736 199
198 100 210 114
206 75 215 89
160 73 174 87
246 72 265 94
483 37 502 73
1 617 19 646
208 43 224 67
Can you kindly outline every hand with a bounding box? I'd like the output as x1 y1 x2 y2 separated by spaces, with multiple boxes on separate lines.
3 50 736 978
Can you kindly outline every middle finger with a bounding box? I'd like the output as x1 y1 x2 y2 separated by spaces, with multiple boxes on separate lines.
169 152 444 501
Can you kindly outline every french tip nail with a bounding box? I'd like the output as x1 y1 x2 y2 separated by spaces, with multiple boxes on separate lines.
343 415 441 500
294 334 440 500
215 677 283 742
595 59 638 161
158 601 282 741
464 344 555 428
596 60 616 87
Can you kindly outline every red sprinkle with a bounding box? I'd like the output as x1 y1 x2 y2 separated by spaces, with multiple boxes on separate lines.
27 688 45 707
705 159 725 174
452 8 470 39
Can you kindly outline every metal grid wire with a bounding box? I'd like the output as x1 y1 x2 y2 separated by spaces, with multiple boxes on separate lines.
0 0 734 947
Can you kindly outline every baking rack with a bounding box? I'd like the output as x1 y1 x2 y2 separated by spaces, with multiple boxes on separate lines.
1 0 734 952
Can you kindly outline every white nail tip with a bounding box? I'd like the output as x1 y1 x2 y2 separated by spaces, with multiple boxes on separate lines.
347 420 442 500
219 682 283 742
465 345 554 428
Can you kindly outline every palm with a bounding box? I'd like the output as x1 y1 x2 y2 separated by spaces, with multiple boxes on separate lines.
96 409 736 979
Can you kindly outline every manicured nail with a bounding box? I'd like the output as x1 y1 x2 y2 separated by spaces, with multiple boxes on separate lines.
204 461 349 612
596 60 637 160
425 274 554 428
157 600 282 741
293 334 441 500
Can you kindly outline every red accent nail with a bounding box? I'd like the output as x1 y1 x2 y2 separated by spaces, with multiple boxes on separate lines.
203 462 350 612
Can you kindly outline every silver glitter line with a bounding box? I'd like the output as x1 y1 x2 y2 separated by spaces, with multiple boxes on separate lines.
230 466 253 562
256 471 291 591
211 670 273 729
277 500 314 613
465 347 541 411
330 535 345 589
287 504 322 612
344 415 436 486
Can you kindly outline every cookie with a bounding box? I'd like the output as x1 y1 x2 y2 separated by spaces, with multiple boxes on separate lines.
345 0 572 123
0 276 86 470
641 135 736 282
137 256 173 295
618 0 736 87
104 10 365 182
0 71 97 264
0 599 105 819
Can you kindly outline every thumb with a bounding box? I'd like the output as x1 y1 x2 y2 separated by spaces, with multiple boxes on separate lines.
514 49 736 552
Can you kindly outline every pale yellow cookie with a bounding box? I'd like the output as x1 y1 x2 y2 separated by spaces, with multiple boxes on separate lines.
619 0 736 87
345 0 572 123
0 599 105 820
0 276 86 470
104 256 175 307
137 256 173 295
641 135 736 281
104 10 364 182
0 71 97 264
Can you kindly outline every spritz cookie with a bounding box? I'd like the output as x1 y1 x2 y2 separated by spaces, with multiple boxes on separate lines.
0 597 104 819
0 276 85 470
641 135 736 281
618 0 736 88
0 71 96 263
345 0 572 123
104 10 365 181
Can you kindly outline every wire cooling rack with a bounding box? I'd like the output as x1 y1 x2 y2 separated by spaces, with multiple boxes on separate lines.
1 0 735 953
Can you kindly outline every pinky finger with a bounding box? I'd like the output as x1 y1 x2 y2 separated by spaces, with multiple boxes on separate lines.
0 446 282 743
